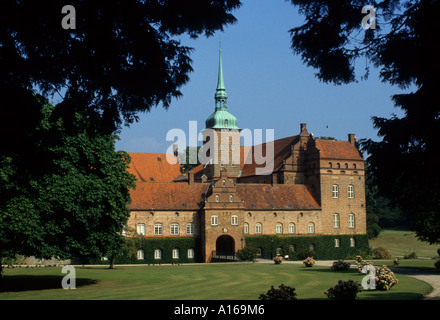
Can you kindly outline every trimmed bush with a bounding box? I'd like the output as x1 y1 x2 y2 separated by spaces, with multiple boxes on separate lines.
331 260 351 271
403 251 417 259
325 280 361 300
259 284 297 300
237 246 258 262
373 247 393 259
434 259 440 269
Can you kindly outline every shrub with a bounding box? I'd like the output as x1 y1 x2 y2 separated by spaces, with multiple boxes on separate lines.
355 256 372 273
434 259 440 269
325 280 361 300
403 251 417 259
373 247 393 259
303 257 315 267
237 246 257 262
331 260 351 271
437 248 440 257
259 284 297 300
273 255 283 264
375 265 398 290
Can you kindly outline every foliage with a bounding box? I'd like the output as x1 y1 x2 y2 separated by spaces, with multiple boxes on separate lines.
259 284 297 300
373 247 393 260
1 0 241 133
236 246 257 262
0 100 136 270
355 256 372 274
434 259 440 270
403 251 418 259
273 256 283 264
325 280 361 300
303 257 315 267
331 260 351 271
375 265 398 291
245 234 369 261
289 0 440 245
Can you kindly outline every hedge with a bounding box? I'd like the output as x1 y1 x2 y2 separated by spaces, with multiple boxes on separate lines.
244 234 370 260
89 237 203 264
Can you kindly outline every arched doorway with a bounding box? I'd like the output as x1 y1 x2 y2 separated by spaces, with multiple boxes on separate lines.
216 235 235 256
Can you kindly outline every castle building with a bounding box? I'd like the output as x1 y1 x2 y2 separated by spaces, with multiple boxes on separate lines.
124 49 368 263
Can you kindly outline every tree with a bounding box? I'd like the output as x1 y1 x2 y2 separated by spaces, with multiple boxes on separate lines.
1 0 242 133
288 0 439 244
0 98 136 278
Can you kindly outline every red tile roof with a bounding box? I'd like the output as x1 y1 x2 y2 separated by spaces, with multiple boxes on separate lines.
128 182 209 210
240 136 298 177
315 140 363 160
236 184 320 210
127 153 182 183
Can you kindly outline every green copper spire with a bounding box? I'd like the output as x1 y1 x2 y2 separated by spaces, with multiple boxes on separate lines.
205 44 240 130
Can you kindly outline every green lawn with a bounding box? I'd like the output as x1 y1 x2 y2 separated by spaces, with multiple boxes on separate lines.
369 228 439 258
0 262 432 300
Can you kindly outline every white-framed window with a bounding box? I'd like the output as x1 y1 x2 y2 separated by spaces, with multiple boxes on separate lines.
137 250 144 260
288 223 295 234
244 223 249 234
348 185 354 198
137 223 145 236
255 223 262 234
170 223 179 236
172 248 180 259
121 226 127 236
348 214 355 228
154 249 162 260
186 223 195 235
309 243 315 251
335 238 340 248
187 248 194 259
154 224 163 236
333 214 340 228
275 223 283 234
222 180 226 187
350 237 356 247
308 222 315 234
231 215 238 225
332 184 339 198
215 194 220 202
211 215 218 226
229 194 234 202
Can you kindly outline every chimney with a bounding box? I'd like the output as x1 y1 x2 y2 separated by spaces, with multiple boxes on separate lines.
300 123 307 132
348 134 356 145
188 171 194 186
173 144 178 157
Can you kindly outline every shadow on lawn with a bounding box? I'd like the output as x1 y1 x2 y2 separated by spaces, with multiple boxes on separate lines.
0 275 97 292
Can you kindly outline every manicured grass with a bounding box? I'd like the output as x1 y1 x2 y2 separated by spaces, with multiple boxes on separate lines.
369 228 439 258
0 262 432 300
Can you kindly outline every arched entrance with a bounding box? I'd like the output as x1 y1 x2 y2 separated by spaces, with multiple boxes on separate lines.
216 235 235 256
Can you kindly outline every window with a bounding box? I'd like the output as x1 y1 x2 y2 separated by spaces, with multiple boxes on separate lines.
154 224 163 236
187 248 194 259
255 223 262 234
309 244 315 251
288 223 296 234
333 214 340 228
222 180 226 187
231 215 238 225
216 194 220 202
211 215 218 226
350 238 356 247
289 245 295 253
186 223 195 235
229 194 234 202
244 223 249 234
332 184 339 198
137 250 144 260
308 222 315 234
348 214 355 228
170 223 179 236
276 223 283 234
137 224 145 236
335 238 340 248
348 185 354 198
172 248 180 259
154 249 162 260
121 226 127 236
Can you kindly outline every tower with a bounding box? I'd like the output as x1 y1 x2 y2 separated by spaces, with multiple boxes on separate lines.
202 46 241 180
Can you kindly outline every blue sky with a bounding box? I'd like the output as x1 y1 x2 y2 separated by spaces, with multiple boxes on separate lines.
115 0 407 154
